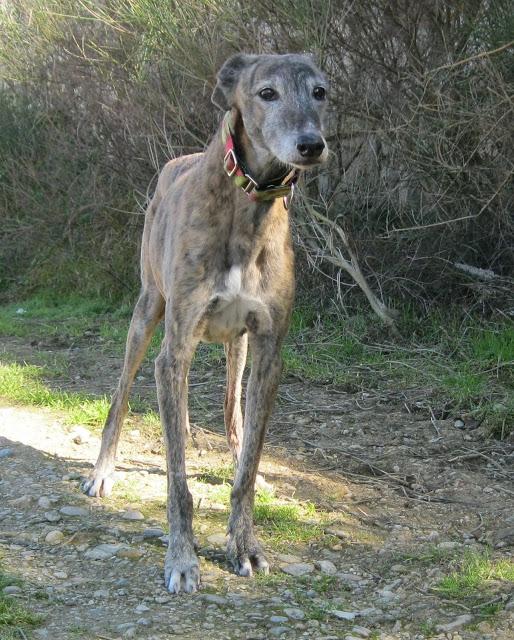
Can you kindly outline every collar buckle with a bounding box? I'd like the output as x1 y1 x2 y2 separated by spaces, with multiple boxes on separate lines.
243 174 258 194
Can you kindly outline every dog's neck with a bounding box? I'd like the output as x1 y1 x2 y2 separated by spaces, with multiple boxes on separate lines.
201 112 294 215
231 111 288 186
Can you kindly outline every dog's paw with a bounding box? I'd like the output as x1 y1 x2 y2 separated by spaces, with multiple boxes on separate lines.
227 530 269 578
164 545 200 594
81 468 116 498
232 550 269 577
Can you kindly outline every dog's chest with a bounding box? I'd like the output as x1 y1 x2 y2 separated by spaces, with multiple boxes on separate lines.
200 265 271 343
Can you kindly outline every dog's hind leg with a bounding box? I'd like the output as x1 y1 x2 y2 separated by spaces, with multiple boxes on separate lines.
224 332 248 465
82 287 164 497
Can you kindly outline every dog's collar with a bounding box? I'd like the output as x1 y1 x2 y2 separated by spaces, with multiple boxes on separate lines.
221 112 298 206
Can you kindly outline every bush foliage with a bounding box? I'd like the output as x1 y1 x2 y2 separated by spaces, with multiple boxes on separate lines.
0 1 512 310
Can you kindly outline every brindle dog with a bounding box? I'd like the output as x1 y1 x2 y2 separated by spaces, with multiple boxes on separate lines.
82 53 329 594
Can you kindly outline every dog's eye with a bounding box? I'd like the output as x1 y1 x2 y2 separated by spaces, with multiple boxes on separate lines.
259 88 277 101
313 86 326 101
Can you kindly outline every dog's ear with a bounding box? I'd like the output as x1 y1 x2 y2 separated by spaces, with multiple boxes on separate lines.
211 53 257 111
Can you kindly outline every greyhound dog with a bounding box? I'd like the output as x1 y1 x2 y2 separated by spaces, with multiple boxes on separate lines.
82 53 328 594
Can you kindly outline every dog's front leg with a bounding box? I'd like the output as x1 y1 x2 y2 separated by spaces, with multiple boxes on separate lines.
227 333 282 576
155 336 199 594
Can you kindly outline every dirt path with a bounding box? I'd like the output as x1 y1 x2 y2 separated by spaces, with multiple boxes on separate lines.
0 335 513 640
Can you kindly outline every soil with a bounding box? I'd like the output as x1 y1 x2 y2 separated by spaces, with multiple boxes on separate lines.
0 333 513 640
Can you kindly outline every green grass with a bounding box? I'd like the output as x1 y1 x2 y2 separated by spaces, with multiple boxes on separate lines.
283 306 514 436
0 359 161 432
435 550 514 599
0 564 43 637
0 295 512 437
433 550 514 621
196 463 235 485
253 489 324 546
0 294 119 339
419 620 437 637
0 362 111 427
394 544 462 569
194 475 335 549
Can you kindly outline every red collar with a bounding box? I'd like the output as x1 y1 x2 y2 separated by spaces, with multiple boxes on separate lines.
221 112 298 207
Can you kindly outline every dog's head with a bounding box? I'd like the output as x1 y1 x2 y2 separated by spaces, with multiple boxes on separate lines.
212 53 329 169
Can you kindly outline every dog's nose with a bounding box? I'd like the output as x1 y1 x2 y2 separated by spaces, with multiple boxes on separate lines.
296 135 325 159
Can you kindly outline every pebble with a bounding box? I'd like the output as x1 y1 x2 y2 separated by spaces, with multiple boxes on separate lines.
284 607 305 620
45 530 64 545
332 610 357 621
358 607 382 618
435 614 473 632
324 526 348 539
337 572 365 587
351 626 371 638
44 510 61 523
117 623 134 632
437 540 461 550
135 603 150 613
3 585 22 595
117 547 144 559
60 505 89 517
122 509 145 521
93 589 109 598
137 617 152 627
0 448 13 458
85 543 126 560
9 494 33 507
376 588 396 602
70 426 91 444
390 564 407 573
315 559 337 575
37 496 52 509
281 562 314 577
143 528 165 539
115 578 129 587
269 627 290 637
277 553 302 563
270 616 288 623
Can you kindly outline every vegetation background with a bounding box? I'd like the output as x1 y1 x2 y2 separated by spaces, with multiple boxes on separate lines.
0 0 512 305
0 0 513 435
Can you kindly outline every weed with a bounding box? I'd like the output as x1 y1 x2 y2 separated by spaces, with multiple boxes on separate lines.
481 397 514 439
206 483 231 506
0 362 110 428
0 565 43 635
253 490 331 548
435 550 514 603
479 602 504 617
0 295 114 339
196 463 234 485
419 620 437 637
395 544 461 568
